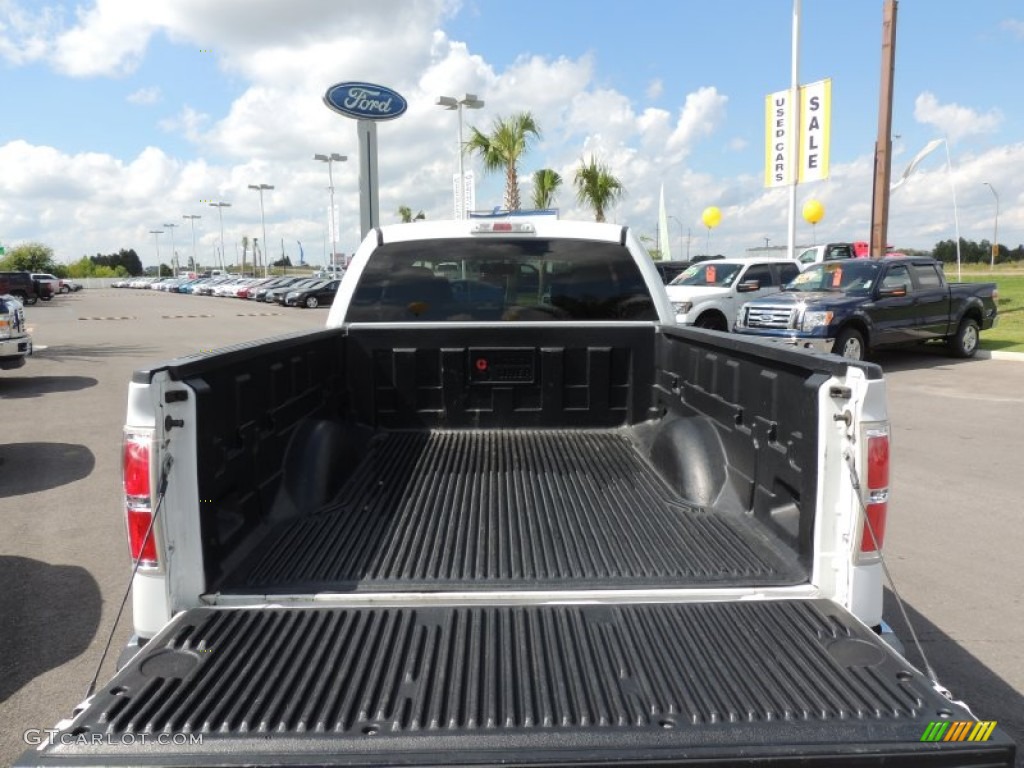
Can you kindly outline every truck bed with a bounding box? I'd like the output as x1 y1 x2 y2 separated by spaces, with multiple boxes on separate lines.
21 600 1014 766
223 429 804 593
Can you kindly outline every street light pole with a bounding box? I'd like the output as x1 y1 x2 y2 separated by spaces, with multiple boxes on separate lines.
314 154 346 267
436 94 485 219
983 182 1000 269
183 214 201 272
248 184 274 277
209 202 231 271
163 222 179 275
149 230 164 276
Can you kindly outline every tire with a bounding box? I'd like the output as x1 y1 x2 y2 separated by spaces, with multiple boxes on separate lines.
948 317 980 358
833 328 867 361
304 295 319 309
694 313 728 332
41 294 52 301
13 291 36 306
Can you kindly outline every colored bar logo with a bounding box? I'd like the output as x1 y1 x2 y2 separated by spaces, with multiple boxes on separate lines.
921 721 997 742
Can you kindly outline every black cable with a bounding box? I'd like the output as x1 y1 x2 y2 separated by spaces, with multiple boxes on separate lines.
84 458 171 700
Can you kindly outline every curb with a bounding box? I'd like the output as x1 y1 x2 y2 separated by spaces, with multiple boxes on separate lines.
977 348 1024 362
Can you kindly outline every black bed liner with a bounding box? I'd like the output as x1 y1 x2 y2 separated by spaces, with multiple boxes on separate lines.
23 600 1013 766
221 429 804 592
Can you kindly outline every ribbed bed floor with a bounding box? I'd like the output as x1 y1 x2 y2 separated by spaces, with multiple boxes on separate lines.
227 430 804 591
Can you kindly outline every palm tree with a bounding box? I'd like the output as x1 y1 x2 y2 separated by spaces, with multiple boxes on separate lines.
241 235 249 273
573 155 625 223
465 112 541 211
531 168 562 210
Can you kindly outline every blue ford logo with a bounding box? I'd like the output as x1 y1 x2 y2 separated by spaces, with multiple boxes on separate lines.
323 81 407 121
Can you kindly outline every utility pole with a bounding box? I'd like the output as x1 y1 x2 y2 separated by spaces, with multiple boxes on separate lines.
869 0 898 259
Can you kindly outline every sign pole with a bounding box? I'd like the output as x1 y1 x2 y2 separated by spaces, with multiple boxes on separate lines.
357 120 379 239
786 0 801 261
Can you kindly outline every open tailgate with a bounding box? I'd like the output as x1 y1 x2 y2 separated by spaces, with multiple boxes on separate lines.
19 600 1015 767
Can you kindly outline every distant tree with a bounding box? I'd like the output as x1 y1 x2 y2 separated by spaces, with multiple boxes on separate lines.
398 205 425 223
241 235 250 272
89 248 142 275
272 255 292 268
465 111 541 211
573 155 624 223
0 242 57 272
531 168 562 210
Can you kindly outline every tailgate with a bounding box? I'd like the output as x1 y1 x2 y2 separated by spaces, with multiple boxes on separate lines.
20 601 1014 767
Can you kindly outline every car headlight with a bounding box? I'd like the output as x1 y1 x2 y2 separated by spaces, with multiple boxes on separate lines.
0 318 10 339
734 308 746 329
672 301 692 315
286 292 299 299
800 310 834 332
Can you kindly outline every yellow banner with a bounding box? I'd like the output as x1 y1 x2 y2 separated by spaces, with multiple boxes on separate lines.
799 78 831 183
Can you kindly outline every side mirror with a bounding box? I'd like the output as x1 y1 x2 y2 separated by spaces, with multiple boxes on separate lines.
737 280 761 293
877 285 907 298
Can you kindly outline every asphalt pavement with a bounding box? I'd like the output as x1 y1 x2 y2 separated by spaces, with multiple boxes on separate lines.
1 288 1020 765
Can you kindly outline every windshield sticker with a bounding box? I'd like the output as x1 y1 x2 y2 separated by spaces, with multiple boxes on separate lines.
831 267 843 288
706 265 716 283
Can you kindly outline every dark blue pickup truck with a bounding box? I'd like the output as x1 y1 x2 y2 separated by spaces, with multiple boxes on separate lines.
734 256 999 360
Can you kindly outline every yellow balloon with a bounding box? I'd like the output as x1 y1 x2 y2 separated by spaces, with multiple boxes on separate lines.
802 199 825 225
701 206 722 229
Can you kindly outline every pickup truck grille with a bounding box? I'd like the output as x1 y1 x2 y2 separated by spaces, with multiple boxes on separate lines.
744 305 797 329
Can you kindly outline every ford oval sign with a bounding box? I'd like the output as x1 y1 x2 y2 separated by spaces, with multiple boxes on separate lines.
323 81 407 121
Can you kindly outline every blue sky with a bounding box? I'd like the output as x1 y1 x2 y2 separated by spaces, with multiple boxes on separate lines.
1 0 1021 267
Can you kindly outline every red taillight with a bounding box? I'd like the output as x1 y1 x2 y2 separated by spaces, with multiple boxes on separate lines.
859 425 890 558
123 437 150 498
123 431 158 567
127 507 159 564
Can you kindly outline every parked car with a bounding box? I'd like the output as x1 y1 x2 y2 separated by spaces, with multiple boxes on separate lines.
63 279 83 292
665 258 801 331
0 271 48 305
0 293 32 369
30 272 72 294
29 273 60 299
283 278 340 308
734 256 999 360
248 276 302 301
651 259 693 284
263 278 320 303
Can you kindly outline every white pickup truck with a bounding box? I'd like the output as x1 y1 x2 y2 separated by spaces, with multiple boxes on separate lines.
665 257 801 331
0 294 32 370
20 219 1015 766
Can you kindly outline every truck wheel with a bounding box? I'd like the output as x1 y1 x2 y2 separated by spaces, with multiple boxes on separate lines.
833 328 866 361
949 318 979 358
695 313 728 332
13 291 36 306
304 296 319 309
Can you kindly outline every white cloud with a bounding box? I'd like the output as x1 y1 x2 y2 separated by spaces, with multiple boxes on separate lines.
646 78 663 100
666 86 728 156
1000 18 1024 39
126 85 161 105
158 106 209 143
0 1 61 65
913 91 1002 144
